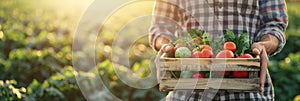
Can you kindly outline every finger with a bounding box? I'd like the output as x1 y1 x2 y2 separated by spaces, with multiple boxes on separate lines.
252 48 260 56
162 44 174 58
162 44 174 53
161 44 169 53
251 43 264 56
156 44 173 84
165 45 173 52
260 48 269 92
155 47 165 83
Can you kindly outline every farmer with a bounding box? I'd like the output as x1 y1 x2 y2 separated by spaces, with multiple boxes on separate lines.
149 0 288 100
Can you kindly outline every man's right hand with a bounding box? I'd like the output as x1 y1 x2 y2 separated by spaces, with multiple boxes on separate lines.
155 44 174 83
155 44 174 84
160 44 175 58
154 35 175 57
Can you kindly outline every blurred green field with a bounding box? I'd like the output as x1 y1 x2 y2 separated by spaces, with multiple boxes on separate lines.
0 0 300 101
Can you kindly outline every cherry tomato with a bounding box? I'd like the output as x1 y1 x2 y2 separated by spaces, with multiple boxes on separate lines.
192 73 206 78
238 53 253 58
224 41 237 53
192 50 201 58
232 71 249 78
199 49 214 58
192 48 214 58
215 50 233 75
192 47 200 53
199 45 212 51
216 50 234 58
189 38 203 46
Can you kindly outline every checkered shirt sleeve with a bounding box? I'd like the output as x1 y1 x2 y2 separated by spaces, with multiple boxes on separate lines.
255 0 288 56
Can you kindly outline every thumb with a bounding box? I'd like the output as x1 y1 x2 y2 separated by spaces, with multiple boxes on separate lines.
251 42 265 56
162 44 174 53
155 47 164 84
161 44 174 58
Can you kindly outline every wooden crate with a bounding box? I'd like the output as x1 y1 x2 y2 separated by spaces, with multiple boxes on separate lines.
159 58 260 92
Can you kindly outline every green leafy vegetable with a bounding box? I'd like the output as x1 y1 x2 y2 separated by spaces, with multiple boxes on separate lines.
224 29 236 42
187 29 210 44
224 29 253 57
190 41 201 49
201 32 211 45
187 29 203 38
174 39 186 45
210 37 223 55
235 33 251 56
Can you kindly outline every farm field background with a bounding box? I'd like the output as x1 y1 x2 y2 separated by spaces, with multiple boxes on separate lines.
0 0 300 101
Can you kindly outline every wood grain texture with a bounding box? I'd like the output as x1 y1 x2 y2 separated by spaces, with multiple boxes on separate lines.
159 78 260 92
249 71 259 78
161 71 171 79
159 58 261 91
160 58 260 71
161 65 260 71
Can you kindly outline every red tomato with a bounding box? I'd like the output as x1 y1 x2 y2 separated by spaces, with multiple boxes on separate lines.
189 38 203 45
232 53 252 78
199 45 212 51
224 42 237 53
192 47 200 52
232 71 248 78
238 53 253 58
216 50 234 58
192 51 201 58
214 71 230 76
199 49 214 58
215 50 233 75
174 43 184 52
192 73 206 78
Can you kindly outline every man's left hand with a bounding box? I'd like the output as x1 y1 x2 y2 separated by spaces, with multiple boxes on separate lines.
251 34 279 92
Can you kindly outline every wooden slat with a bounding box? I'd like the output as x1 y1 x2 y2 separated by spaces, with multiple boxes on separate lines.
161 71 171 79
249 71 259 78
160 58 260 67
159 78 260 92
161 64 260 71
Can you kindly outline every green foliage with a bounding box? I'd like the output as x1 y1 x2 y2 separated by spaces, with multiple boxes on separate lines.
224 29 235 42
223 29 254 56
0 1 88 100
210 37 223 55
96 60 167 101
0 0 299 101
0 80 28 101
269 53 300 101
234 33 252 56
201 32 211 45
187 29 203 38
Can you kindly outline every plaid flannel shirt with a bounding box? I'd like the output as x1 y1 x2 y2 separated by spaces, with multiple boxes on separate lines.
149 0 288 100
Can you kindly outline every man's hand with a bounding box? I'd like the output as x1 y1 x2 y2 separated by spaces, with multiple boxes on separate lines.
161 44 175 57
155 44 174 83
154 35 175 58
154 35 175 83
251 34 279 92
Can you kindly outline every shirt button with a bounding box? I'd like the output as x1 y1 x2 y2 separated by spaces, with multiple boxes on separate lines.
239 94 245 97
218 2 223 9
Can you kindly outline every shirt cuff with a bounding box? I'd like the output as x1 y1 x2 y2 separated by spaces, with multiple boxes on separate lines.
255 27 286 56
